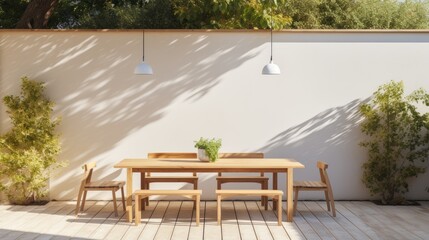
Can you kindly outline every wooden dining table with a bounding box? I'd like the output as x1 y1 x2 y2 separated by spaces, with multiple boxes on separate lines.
114 157 305 222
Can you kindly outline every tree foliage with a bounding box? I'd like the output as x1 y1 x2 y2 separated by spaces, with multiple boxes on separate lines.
1 0 428 29
359 81 429 204
172 0 291 29
15 0 58 29
0 77 62 204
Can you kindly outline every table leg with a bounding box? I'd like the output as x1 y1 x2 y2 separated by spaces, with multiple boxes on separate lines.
127 168 133 222
287 168 293 222
273 172 278 210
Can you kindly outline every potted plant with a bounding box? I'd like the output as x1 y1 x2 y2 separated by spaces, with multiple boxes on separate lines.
359 80 429 205
194 137 222 162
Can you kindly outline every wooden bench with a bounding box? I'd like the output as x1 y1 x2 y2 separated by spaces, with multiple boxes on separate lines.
216 189 283 225
134 189 202 226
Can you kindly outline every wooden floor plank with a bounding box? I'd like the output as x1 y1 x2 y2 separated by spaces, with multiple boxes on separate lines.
69 201 117 239
245 201 273 240
0 205 43 239
88 202 126 240
341 201 407 240
203 201 222 240
120 201 157 240
353 201 424 240
137 201 169 240
256 201 291 240
297 201 335 240
153 201 181 240
170 201 193 240
51 201 106 240
12 202 68 240
267 201 305 240
287 201 320 240
326 202 375 240
188 201 206 240
0 205 29 228
0 200 428 240
220 201 241 240
33 201 78 240
1 202 60 240
377 204 429 239
304 201 353 240
234 201 257 240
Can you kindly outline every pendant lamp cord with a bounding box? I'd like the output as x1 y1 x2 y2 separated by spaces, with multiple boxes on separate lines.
142 0 145 62
270 0 273 62
142 29 145 62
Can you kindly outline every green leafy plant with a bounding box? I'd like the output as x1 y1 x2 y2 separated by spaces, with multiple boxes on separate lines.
194 137 222 162
359 80 429 204
0 77 62 205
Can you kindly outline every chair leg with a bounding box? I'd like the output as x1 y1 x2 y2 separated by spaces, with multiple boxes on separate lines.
328 188 336 217
293 188 299 216
75 186 84 216
140 173 145 207
277 195 282 226
80 190 87 211
324 190 331 212
145 182 150 207
263 181 268 210
112 190 118 217
121 187 126 211
217 195 222 225
196 195 200 226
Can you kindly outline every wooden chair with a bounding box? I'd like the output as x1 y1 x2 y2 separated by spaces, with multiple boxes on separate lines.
293 161 335 217
76 162 125 217
217 153 270 209
140 152 198 207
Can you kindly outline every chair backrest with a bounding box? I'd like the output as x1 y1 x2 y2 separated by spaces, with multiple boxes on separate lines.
79 162 96 190
147 152 197 176
317 161 333 190
148 152 197 159
218 153 264 158
218 152 264 176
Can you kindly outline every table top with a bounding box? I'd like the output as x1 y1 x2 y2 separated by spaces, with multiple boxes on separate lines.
114 158 305 172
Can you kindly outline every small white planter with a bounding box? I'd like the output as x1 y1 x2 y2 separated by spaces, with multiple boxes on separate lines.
197 149 210 162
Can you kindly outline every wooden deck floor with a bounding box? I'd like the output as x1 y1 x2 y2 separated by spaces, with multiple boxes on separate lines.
0 200 428 240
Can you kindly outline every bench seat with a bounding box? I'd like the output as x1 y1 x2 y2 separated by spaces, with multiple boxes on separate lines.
134 189 202 226
216 189 283 225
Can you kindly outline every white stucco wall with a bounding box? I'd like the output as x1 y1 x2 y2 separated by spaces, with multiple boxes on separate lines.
0 30 428 201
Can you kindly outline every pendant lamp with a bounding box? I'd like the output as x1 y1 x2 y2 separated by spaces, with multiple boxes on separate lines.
135 1 153 75
134 30 153 75
262 2 280 75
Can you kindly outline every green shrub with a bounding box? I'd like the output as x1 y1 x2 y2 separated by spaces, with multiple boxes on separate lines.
0 77 62 204
359 80 429 204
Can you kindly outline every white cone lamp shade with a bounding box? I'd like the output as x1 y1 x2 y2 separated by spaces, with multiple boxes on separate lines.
134 61 153 75
262 60 280 75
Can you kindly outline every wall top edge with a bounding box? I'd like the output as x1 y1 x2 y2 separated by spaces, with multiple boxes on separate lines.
1 29 429 33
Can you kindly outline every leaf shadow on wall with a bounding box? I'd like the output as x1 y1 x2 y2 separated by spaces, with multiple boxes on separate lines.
0 32 262 200
258 99 371 200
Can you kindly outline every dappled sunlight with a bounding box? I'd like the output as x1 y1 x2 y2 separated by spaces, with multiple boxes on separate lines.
261 99 369 200
0 31 263 200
